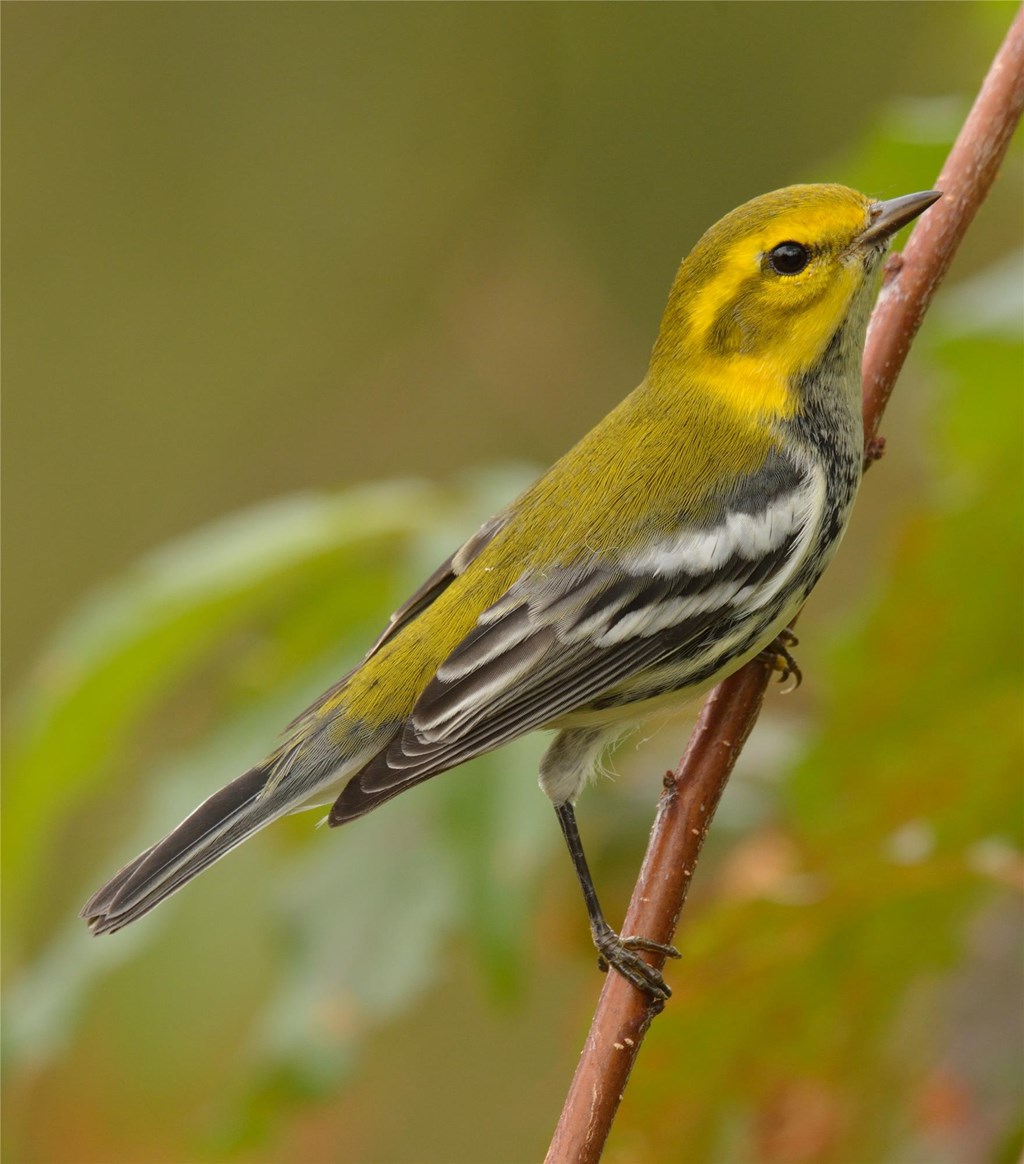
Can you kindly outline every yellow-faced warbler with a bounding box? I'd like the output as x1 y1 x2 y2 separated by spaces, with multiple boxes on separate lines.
83 183 939 998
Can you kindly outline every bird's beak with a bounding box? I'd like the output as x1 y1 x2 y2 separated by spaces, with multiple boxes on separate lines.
857 190 942 247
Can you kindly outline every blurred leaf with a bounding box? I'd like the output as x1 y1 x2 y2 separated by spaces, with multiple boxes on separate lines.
3 483 445 913
435 734 550 1001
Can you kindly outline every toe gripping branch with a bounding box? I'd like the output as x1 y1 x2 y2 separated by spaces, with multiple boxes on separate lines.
555 801 680 1002
757 628 802 691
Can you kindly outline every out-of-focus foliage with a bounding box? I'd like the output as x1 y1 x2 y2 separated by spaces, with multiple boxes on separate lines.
6 483 442 928
4 4 1021 1163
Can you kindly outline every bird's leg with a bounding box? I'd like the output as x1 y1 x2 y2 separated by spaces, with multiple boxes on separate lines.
757 627 802 690
554 801 680 1001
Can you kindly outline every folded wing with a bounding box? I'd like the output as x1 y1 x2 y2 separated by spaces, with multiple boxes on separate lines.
331 459 821 824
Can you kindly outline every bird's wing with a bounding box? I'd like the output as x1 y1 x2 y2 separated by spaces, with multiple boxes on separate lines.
331 458 823 823
364 510 510 659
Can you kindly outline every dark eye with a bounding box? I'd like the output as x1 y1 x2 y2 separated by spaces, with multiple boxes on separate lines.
767 241 810 275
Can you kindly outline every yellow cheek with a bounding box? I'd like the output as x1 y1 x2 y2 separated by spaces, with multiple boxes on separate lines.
780 268 859 366
696 265 859 420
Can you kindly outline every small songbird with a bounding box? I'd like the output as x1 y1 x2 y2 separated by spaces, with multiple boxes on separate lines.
83 184 939 998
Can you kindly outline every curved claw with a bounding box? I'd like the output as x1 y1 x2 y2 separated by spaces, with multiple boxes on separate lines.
758 630 802 691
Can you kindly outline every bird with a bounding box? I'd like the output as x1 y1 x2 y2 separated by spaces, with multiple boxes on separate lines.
82 183 940 999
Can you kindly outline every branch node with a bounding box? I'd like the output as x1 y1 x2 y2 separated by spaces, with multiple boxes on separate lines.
883 251 905 284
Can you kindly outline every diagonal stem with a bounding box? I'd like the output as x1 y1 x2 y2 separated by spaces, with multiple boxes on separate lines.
545 8 1024 1164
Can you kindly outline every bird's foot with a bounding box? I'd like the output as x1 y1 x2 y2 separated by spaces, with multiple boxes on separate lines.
593 924 680 1001
758 629 802 691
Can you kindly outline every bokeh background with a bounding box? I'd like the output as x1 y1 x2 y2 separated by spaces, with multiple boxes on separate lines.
4 4 1022 1162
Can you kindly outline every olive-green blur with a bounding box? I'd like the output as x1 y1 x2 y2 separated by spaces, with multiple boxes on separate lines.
4 4 1022 1163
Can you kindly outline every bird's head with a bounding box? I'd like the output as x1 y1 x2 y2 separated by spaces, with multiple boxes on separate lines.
650 183 940 416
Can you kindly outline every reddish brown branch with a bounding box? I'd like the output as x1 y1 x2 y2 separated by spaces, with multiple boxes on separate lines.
546 10 1024 1163
544 668 771 1164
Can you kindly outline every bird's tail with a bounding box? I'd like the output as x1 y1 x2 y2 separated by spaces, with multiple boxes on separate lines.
81 762 309 934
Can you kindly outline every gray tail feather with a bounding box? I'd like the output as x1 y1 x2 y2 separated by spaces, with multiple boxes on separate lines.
81 764 283 934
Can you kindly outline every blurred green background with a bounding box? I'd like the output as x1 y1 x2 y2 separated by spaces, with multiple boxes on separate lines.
3 4 1022 1162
